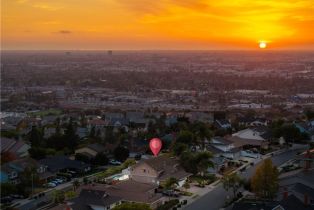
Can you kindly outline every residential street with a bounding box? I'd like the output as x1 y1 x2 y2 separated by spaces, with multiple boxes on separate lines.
183 145 308 210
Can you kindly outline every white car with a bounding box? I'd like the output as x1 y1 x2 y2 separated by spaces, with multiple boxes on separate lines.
54 179 64 184
109 160 122 165
50 181 59 185
47 182 57 188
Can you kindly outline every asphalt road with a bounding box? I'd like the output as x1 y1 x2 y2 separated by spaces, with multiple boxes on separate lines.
183 146 307 210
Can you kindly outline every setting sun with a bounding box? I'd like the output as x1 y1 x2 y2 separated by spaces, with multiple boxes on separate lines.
259 42 267 49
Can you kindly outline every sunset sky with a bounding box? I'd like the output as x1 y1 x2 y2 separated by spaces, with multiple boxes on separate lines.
2 0 314 50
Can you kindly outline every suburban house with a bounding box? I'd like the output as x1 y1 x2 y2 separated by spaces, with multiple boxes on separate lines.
106 117 129 128
232 194 313 210
207 156 228 174
87 118 106 132
129 139 149 154
43 127 57 139
126 111 144 121
76 180 164 209
130 155 192 187
104 112 125 120
215 119 232 130
75 143 107 159
106 180 163 209
39 156 91 175
232 127 271 141
279 160 314 206
1 158 51 184
237 117 269 127
41 115 58 126
295 121 314 142
0 137 30 158
230 126 271 149
209 136 241 160
76 127 89 139
165 116 178 127
68 189 122 210
186 112 214 123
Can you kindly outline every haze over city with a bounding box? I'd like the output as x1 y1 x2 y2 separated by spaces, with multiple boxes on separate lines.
1 1 314 210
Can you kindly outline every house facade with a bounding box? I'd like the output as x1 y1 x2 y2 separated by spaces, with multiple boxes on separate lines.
130 155 191 187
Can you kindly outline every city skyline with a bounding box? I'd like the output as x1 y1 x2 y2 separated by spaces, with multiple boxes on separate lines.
2 0 314 50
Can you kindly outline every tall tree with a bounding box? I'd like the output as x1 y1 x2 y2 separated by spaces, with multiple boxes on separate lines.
195 151 213 176
251 159 279 200
89 126 96 138
192 122 212 149
92 152 109 166
176 130 194 145
180 151 213 175
64 119 79 151
29 126 42 147
114 146 129 162
222 173 244 198
172 143 188 156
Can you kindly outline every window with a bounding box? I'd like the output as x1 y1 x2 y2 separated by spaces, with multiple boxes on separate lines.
143 169 146 173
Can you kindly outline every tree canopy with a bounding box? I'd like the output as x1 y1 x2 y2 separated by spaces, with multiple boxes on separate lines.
114 146 129 162
251 159 279 200
180 151 213 175
163 177 179 190
222 173 244 198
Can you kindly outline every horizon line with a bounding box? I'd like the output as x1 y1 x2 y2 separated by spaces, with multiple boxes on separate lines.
2 49 314 52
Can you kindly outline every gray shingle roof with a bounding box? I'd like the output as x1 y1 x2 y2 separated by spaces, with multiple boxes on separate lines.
69 189 121 210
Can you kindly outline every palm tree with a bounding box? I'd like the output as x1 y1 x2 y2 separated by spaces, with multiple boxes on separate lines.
195 152 213 176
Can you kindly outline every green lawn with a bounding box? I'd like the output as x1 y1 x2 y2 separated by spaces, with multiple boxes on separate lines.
96 159 136 180
190 174 217 185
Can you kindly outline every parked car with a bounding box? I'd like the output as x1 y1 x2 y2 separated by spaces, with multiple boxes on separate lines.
47 182 57 188
67 170 77 177
50 181 59 186
10 194 24 199
54 179 64 184
1 196 13 204
162 190 179 197
109 159 122 165
135 154 142 161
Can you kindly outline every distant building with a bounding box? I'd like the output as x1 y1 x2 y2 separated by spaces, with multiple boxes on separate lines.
108 50 113 55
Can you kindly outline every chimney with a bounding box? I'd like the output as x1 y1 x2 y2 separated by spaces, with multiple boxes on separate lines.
304 194 309 206
283 187 288 199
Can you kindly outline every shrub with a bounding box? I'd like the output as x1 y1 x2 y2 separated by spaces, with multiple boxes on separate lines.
157 199 179 210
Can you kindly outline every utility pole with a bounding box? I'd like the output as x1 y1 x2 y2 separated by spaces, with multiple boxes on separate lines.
31 173 34 198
